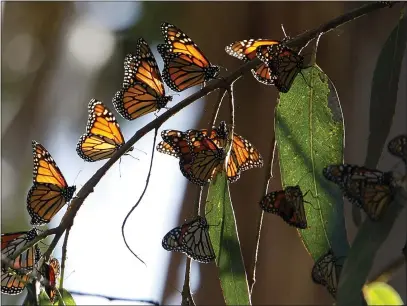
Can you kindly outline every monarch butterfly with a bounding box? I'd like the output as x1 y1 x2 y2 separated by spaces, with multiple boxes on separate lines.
76 99 133 162
323 164 394 220
1 229 41 295
256 44 304 93
42 258 60 303
113 38 172 120
312 249 343 298
388 134 407 165
162 216 215 263
27 141 76 225
179 136 226 186
159 129 225 185
157 121 263 182
157 22 220 92
260 185 307 229
225 39 281 85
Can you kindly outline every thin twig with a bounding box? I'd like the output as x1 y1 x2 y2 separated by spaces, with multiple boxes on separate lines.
68 290 159 305
210 88 227 127
181 258 195 306
59 226 71 289
249 137 277 295
197 186 204 216
9 0 389 269
368 254 406 284
121 128 159 266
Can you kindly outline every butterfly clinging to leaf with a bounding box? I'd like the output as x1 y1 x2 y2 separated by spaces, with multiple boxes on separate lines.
113 38 172 120
77 99 133 162
162 216 215 263
260 185 308 229
323 164 394 221
158 22 220 92
27 141 76 225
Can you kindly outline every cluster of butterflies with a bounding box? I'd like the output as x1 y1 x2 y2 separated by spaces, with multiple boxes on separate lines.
259 134 406 297
111 22 305 125
258 134 407 233
1 228 61 302
159 134 406 301
2 140 70 297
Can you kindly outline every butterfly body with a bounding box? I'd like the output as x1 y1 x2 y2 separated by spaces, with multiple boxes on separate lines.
28 141 76 225
113 38 172 120
158 23 220 92
162 216 215 263
1 229 42 295
260 185 307 229
225 38 281 85
256 44 304 92
42 258 60 303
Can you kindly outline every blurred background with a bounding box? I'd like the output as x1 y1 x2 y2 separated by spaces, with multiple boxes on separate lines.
1 2 406 305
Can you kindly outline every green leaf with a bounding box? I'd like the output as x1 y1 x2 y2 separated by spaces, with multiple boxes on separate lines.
275 65 349 261
58 288 76 306
365 14 407 168
363 282 404 305
205 172 251 305
337 187 407 306
38 290 53 306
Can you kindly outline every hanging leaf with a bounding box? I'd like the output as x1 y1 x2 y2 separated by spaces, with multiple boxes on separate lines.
365 14 407 169
205 172 251 305
275 65 349 261
336 187 407 306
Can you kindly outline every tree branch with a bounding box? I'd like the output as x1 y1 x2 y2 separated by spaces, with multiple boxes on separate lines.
59 226 71 289
68 290 159 305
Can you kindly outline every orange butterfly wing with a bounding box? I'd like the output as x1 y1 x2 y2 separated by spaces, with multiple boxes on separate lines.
158 23 220 92
77 99 128 162
113 38 172 120
225 39 280 85
28 141 76 225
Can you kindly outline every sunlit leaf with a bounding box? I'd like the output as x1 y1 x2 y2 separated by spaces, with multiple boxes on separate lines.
38 290 53 306
365 14 407 169
58 288 76 306
337 187 407 306
363 282 404 305
205 172 251 305
275 65 349 261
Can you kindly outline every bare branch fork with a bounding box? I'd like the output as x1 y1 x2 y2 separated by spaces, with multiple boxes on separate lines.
7 0 391 282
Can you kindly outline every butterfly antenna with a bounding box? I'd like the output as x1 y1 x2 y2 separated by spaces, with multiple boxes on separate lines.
126 153 140 161
72 169 82 187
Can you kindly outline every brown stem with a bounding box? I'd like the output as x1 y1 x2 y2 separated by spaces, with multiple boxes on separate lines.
249 137 277 295
59 226 71 289
121 128 159 266
181 257 195 306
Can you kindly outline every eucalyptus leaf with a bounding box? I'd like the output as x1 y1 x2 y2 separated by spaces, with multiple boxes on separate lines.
205 172 251 305
275 65 349 261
